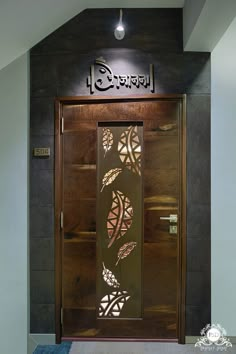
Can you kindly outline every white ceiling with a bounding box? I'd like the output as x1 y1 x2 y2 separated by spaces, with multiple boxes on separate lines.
0 0 185 71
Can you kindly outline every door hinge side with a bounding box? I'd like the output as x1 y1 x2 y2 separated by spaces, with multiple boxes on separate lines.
61 307 63 326
60 211 64 229
61 117 64 134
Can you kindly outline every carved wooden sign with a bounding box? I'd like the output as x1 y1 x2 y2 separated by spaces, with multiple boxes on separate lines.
87 58 154 94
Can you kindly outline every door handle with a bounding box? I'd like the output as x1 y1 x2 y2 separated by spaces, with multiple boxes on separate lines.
160 214 178 223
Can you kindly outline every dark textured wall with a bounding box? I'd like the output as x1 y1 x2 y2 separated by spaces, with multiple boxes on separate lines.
30 8 211 336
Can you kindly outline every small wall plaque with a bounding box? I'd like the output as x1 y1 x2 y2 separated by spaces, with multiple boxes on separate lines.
33 147 50 157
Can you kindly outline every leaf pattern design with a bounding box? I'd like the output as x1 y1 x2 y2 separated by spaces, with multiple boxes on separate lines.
103 128 113 157
100 168 122 192
107 190 133 248
102 262 120 288
116 242 137 266
98 290 130 317
118 125 141 176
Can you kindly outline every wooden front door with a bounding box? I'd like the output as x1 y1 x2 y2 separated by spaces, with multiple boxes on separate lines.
55 95 186 343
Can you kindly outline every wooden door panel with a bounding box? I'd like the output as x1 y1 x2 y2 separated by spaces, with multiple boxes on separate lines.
145 136 178 170
64 167 96 200
63 243 177 336
63 242 96 308
64 132 96 165
64 120 97 133
63 118 178 136
64 200 96 239
144 169 178 198
144 121 178 136
63 309 176 339
63 309 97 337
56 96 186 342
63 101 179 128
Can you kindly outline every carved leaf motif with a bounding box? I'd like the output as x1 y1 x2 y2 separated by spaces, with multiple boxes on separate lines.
102 262 120 288
103 128 113 157
107 190 133 248
98 290 130 317
118 125 141 176
116 242 137 266
100 168 122 192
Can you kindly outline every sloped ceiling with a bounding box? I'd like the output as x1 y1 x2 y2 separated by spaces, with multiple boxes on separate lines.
0 0 185 71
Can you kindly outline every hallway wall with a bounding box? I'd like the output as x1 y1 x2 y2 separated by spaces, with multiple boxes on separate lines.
30 8 211 336
211 15 236 335
0 53 29 354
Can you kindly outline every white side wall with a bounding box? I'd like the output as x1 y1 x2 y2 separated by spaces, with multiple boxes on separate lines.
183 0 236 52
0 53 29 354
183 0 206 49
211 16 236 335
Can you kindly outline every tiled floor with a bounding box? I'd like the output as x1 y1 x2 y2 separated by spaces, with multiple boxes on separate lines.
32 341 235 354
69 341 235 354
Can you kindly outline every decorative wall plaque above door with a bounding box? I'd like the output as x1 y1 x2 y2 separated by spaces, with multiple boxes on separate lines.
87 58 154 94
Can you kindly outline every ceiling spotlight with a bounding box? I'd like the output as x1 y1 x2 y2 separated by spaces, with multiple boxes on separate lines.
114 9 125 40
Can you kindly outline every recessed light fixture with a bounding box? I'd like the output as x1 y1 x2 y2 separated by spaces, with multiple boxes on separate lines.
114 9 125 40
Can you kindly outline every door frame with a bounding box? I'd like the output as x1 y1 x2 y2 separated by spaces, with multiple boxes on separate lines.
54 94 186 344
